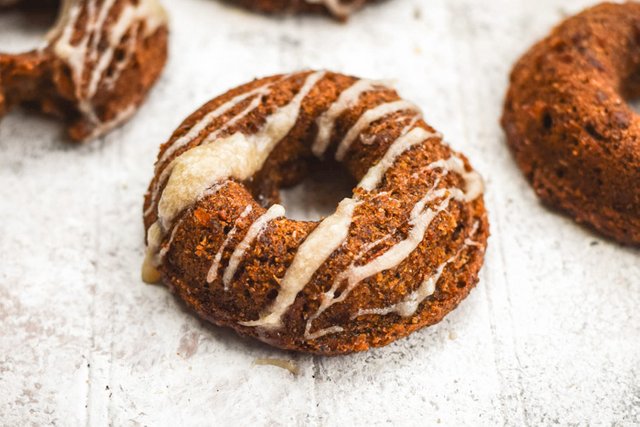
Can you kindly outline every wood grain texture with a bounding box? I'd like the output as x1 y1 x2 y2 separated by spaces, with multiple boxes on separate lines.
0 0 638 424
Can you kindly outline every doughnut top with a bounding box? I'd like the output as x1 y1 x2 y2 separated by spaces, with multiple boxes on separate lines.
143 71 489 354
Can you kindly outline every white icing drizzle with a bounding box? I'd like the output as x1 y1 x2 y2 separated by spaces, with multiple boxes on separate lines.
304 179 446 339
240 198 359 329
206 204 253 285
304 159 484 339
145 71 326 264
157 84 274 170
83 103 136 140
353 221 482 319
156 71 325 230
143 84 274 218
335 100 420 161
221 204 286 289
358 126 440 192
351 261 441 319
312 79 383 157
140 72 485 340
159 214 186 261
51 0 167 135
304 0 366 18
428 156 484 202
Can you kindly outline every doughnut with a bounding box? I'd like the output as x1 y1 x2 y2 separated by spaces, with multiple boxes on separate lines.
502 2 640 245
228 0 376 20
0 0 168 141
142 71 489 355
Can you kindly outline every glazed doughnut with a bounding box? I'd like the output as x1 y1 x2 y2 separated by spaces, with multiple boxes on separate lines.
0 0 168 141
502 2 640 245
229 0 376 20
142 71 489 355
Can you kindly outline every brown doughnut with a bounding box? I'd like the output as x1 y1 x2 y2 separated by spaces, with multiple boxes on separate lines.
0 0 168 141
502 2 640 245
142 71 489 355
226 0 379 20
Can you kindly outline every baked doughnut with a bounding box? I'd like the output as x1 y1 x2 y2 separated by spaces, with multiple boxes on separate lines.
0 0 168 141
502 2 640 245
142 71 489 355
228 0 376 20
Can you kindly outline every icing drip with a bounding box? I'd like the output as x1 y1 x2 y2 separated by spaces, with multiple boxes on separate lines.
353 221 482 319
312 79 383 157
240 198 359 329
141 221 163 284
141 251 162 284
221 204 286 289
206 204 253 285
145 71 326 264
335 100 420 161
304 0 366 18
51 0 167 135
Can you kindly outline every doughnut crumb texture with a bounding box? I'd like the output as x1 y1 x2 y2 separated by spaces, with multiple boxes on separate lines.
143 70 489 355
502 2 640 245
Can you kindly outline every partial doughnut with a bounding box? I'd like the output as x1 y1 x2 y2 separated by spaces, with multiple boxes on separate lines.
502 2 640 245
0 0 168 140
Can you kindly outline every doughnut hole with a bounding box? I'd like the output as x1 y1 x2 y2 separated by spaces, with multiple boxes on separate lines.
278 158 357 221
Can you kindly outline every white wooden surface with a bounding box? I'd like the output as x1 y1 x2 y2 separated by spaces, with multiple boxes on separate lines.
1 0 639 425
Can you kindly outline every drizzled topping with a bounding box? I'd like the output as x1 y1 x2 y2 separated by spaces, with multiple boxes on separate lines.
221 204 286 289
335 100 419 161
142 71 484 341
49 0 167 138
240 198 359 329
358 126 438 191
353 221 483 319
207 204 254 285
144 71 326 267
304 168 483 339
312 79 383 157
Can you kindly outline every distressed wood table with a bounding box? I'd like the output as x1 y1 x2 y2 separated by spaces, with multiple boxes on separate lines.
1 0 638 424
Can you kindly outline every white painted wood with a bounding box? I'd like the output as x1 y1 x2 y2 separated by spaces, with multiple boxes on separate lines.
1 0 638 425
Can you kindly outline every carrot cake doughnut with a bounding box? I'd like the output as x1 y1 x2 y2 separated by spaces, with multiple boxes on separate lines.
229 0 376 20
0 0 168 141
143 71 489 355
502 2 640 245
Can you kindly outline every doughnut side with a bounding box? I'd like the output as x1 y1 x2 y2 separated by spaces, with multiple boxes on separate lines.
143 71 489 354
502 2 640 245
225 0 377 20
